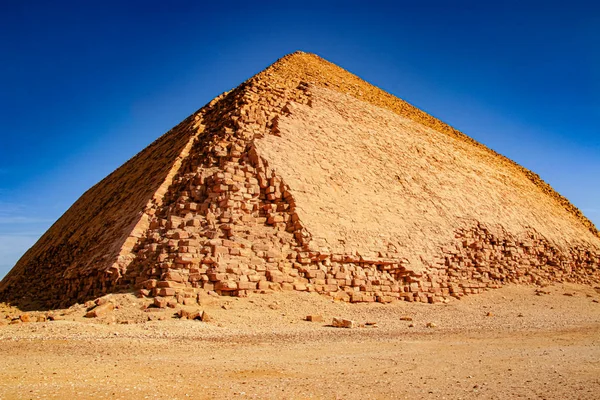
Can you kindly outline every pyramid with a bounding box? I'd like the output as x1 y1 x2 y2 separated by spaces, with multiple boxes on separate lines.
1 52 599 309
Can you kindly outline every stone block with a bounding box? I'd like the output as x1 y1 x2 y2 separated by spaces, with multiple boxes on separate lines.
85 302 115 318
306 315 324 322
293 283 307 291
172 230 189 239
257 280 270 290
167 299 178 308
19 314 31 323
215 281 237 291
178 309 204 320
332 317 355 328
165 271 185 282
183 297 198 306
155 288 176 297
237 281 257 290
153 296 167 308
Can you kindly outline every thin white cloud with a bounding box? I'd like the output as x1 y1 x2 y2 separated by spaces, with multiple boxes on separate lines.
0 201 25 214
0 234 40 280
0 202 53 231
0 231 44 237
0 216 53 224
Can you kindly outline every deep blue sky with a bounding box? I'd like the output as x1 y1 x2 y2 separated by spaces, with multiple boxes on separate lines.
1 1 599 279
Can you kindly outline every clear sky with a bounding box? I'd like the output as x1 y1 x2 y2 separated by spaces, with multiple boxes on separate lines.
0 1 599 279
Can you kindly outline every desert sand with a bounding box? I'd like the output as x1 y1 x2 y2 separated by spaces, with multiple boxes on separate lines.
1 283 599 399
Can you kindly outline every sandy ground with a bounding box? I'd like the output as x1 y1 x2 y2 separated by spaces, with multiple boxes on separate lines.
1 284 599 399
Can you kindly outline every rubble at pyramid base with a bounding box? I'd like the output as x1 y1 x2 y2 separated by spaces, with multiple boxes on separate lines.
68 87 600 309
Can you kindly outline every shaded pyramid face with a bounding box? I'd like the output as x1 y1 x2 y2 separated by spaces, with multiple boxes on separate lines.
1 52 599 309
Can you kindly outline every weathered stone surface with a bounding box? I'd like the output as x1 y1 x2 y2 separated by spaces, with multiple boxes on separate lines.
0 51 598 310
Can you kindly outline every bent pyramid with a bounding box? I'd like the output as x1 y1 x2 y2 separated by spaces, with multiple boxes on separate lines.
1 52 599 309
